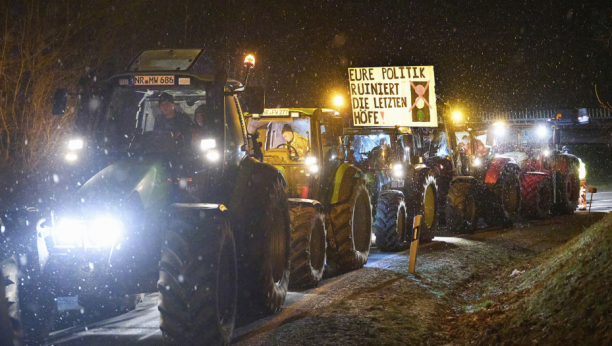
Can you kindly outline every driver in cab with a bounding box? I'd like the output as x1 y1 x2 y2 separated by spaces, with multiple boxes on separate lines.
154 92 193 136
281 124 309 158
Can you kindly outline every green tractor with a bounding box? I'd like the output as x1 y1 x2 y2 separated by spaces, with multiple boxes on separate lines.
343 126 447 252
0 49 291 345
245 108 372 287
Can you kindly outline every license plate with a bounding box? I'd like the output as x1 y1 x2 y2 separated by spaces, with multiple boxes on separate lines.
263 108 290 116
133 75 175 85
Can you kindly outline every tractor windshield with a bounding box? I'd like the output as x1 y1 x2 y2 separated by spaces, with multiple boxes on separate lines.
248 118 311 160
101 86 210 149
349 135 390 162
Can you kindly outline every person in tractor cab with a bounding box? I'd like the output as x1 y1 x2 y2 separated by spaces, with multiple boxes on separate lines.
194 105 206 127
281 124 309 158
475 139 489 157
154 92 193 136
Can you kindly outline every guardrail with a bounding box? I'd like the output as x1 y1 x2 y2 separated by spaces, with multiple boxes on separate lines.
478 108 612 122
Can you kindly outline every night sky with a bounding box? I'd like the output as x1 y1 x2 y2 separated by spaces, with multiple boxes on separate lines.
37 1 612 113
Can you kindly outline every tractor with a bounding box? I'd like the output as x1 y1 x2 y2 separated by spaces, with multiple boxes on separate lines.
0 49 291 345
443 117 522 233
245 108 372 287
343 125 448 252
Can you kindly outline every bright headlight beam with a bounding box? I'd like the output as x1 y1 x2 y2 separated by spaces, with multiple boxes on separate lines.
65 152 78 161
306 156 317 165
200 139 216 151
309 165 319 173
473 157 482 166
206 150 220 161
537 125 548 138
68 139 84 150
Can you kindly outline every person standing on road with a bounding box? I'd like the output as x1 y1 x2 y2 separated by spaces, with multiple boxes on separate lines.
154 92 193 137
281 124 309 158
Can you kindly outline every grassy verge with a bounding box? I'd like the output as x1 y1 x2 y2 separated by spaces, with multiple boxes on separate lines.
445 213 612 345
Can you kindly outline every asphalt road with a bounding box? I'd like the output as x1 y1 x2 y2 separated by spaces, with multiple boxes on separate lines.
44 190 612 346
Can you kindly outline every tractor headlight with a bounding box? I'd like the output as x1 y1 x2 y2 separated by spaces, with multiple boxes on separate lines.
306 156 319 174
305 156 317 165
392 163 403 178
473 157 482 167
52 217 123 248
537 125 548 138
65 139 84 162
68 139 84 150
543 149 550 157
206 150 220 161
200 138 216 151
579 160 586 180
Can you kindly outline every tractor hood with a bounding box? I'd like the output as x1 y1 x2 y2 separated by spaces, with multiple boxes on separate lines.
71 158 170 216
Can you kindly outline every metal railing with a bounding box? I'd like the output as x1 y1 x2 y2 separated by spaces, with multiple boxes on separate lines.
478 108 612 122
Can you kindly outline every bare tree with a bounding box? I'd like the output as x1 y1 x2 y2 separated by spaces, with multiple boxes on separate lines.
0 1 137 171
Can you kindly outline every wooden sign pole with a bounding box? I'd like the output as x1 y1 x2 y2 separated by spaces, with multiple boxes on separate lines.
408 215 421 274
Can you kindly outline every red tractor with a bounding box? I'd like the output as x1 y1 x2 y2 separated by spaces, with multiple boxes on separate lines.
444 120 522 232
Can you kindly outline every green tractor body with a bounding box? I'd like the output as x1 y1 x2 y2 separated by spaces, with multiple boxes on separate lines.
246 108 372 286
1 49 291 345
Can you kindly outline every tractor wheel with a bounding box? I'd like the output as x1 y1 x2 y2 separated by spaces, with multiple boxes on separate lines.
374 191 409 252
79 293 144 320
327 180 372 273
409 174 438 243
0 258 16 346
552 171 577 215
565 173 579 214
489 167 521 227
288 203 326 288
445 180 478 233
520 174 552 219
234 177 290 317
1 254 57 345
158 206 237 346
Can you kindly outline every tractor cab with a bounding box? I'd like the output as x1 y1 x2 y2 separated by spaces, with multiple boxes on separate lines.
245 108 344 200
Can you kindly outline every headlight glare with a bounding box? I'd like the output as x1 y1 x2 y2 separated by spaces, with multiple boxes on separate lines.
65 152 78 161
206 150 220 161
200 138 216 151
68 139 84 150
305 156 317 165
473 157 482 166
52 217 123 248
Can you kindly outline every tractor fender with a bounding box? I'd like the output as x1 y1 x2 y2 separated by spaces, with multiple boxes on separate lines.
228 156 287 211
330 163 364 205
412 164 433 182
485 157 518 184
287 198 324 213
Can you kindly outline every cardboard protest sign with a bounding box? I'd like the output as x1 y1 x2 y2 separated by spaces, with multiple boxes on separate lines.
348 66 437 127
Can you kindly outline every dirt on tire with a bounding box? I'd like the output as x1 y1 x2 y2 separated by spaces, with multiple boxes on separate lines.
374 191 409 252
288 203 326 288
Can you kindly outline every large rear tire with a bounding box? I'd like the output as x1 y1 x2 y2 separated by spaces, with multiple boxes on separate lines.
327 180 372 273
520 174 552 220
445 179 478 233
488 166 521 227
288 203 326 288
1 254 57 345
374 191 409 252
158 206 237 346
408 174 438 243
234 177 290 317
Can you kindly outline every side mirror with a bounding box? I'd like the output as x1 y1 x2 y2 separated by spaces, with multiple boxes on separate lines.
241 86 265 114
52 89 68 116
328 116 344 137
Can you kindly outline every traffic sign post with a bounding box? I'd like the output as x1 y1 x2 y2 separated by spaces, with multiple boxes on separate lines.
408 215 421 274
